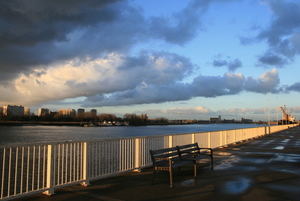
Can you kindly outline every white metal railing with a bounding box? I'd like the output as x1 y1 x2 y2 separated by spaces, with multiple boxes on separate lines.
0 124 297 200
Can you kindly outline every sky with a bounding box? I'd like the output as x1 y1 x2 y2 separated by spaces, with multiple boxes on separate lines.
1 0 300 121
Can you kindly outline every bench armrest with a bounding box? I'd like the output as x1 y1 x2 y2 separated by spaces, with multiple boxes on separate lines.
155 157 171 161
199 148 213 152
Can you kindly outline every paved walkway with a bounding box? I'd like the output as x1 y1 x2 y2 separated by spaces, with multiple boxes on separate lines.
17 126 300 201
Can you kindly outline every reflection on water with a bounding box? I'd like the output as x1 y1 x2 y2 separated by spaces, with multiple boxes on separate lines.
181 179 196 186
225 178 251 194
273 146 284 150
217 152 232 156
0 124 265 145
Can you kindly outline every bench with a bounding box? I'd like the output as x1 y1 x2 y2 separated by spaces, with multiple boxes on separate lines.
149 143 213 187
177 143 213 169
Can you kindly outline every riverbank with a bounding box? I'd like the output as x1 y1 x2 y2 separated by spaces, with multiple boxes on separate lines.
0 121 260 127
0 121 81 126
0 120 294 127
0 121 277 126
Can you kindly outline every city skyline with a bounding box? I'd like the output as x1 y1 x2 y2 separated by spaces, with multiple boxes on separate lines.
0 104 285 123
1 0 300 121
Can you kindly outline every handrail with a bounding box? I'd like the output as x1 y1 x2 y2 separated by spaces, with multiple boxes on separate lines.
0 124 297 200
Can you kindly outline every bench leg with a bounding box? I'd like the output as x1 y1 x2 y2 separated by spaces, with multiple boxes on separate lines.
151 169 156 184
169 168 173 188
194 162 197 177
211 155 214 169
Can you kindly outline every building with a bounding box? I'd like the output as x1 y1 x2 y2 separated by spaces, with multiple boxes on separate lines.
85 109 97 118
2 105 24 116
210 115 221 123
58 109 76 117
77 108 85 118
38 108 50 116
78 108 85 114
241 118 253 123
24 108 30 116
223 119 235 123
90 109 97 118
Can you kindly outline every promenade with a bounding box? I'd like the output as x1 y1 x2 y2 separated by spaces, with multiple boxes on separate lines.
17 126 300 201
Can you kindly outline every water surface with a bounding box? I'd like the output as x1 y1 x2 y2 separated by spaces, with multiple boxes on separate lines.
0 124 265 145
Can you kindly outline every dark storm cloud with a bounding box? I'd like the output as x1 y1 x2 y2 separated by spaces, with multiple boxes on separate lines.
0 0 211 85
0 0 121 47
0 0 289 108
0 0 125 83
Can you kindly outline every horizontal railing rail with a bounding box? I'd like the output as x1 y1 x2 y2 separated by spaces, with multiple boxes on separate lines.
0 124 297 200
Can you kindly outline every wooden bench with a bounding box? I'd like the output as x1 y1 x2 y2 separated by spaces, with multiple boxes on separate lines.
149 143 213 187
177 142 213 169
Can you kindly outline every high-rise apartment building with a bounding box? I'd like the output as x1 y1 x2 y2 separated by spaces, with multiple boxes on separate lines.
58 109 76 117
78 108 85 114
24 108 30 116
2 105 24 116
90 109 97 117
38 108 50 116
77 108 85 118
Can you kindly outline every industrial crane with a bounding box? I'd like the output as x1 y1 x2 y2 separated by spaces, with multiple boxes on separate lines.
279 106 296 124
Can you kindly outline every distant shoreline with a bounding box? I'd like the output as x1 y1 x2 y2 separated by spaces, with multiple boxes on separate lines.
0 120 270 127
0 121 81 126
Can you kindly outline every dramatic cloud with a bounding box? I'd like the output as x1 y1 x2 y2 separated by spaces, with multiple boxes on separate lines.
0 0 135 83
286 82 300 92
244 68 280 93
243 0 300 67
0 0 215 85
192 73 245 97
0 0 298 113
4 49 284 108
80 70 277 107
9 52 194 105
258 51 288 67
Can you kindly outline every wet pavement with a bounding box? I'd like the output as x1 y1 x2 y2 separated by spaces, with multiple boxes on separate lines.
17 126 300 201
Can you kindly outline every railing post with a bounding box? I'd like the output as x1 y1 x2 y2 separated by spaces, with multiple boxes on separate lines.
220 131 223 148
233 129 236 144
43 145 54 196
223 131 228 147
134 138 141 172
168 135 173 148
81 142 90 186
192 133 195 143
208 132 211 148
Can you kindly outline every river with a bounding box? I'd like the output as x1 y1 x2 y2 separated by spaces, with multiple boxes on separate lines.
0 124 269 145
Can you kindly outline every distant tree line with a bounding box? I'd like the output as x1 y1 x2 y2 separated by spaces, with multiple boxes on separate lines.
123 113 148 125
0 112 149 126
